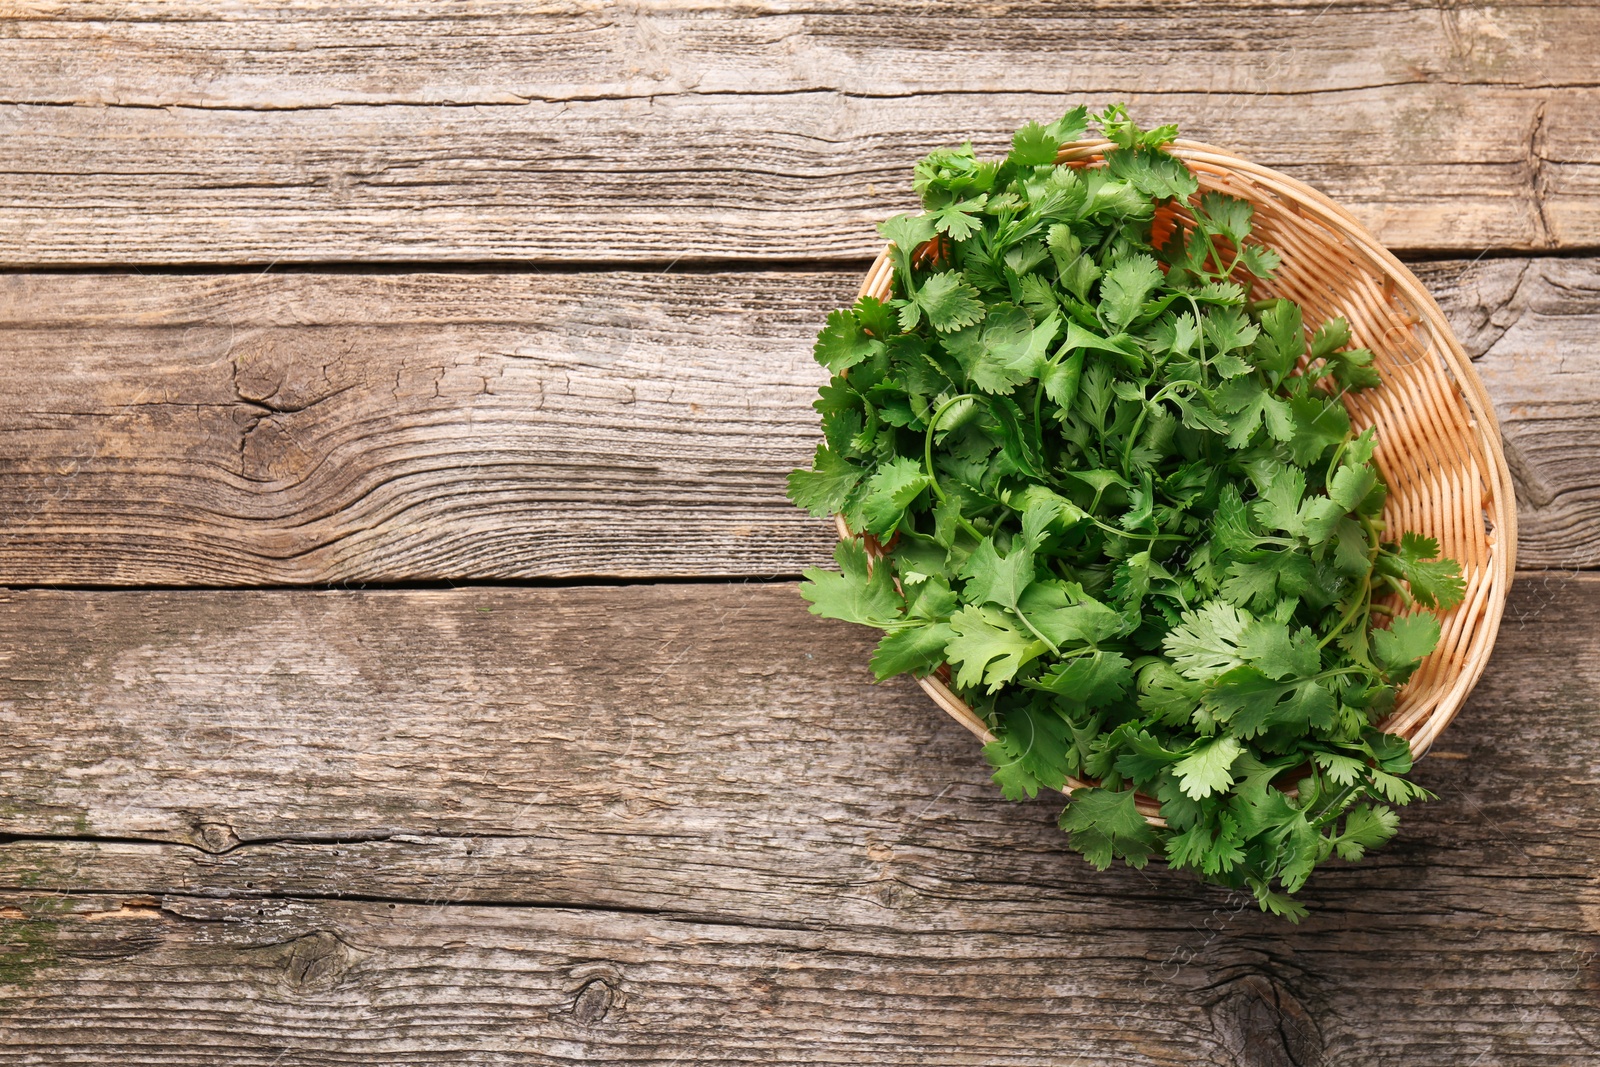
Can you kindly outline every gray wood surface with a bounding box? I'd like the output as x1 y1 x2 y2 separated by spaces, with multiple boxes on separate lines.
0 258 1594 584
1 577 1597 1064
1 2 1594 263
2 3 1593 1063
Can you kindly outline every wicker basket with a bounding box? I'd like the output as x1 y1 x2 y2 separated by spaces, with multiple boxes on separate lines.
848 139 1517 822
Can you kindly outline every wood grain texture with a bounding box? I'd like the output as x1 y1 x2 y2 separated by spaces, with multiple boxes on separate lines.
0 269 842 583
2 576 1600 1064
1417 255 1600 568
0 1 1592 263
0 260 1595 584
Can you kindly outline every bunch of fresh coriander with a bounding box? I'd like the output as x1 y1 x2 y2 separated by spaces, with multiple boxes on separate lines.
787 105 1465 919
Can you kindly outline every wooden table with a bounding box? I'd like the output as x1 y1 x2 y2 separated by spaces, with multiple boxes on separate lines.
1 5 1597 1064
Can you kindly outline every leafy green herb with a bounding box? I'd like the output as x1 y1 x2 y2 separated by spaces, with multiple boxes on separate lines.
788 105 1466 919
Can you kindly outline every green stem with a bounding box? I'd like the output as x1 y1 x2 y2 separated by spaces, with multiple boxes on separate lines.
1087 516 1189 543
1183 293 1208 388
923 392 978 505
1323 433 1352 489
1316 513 1385 652
1015 611 1060 655
1380 574 1418 607
1309 782 1360 829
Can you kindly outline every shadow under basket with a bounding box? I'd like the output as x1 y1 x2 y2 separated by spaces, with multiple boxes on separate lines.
844 138 1518 824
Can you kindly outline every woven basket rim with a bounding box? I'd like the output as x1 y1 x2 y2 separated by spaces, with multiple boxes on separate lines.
845 138 1518 824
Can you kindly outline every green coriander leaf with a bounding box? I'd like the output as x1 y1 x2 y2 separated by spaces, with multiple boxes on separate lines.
1238 243 1282 279
1253 465 1308 536
1312 750 1367 787
1332 804 1399 861
1044 105 1090 143
800 538 902 627
1332 517 1372 576
1286 394 1351 467
1059 321 1143 373
915 270 986 332
1106 146 1199 200
859 455 933 536
1017 580 1127 647
1096 103 1178 149
1008 121 1061 167
1252 299 1305 384
1239 619 1320 680
1309 316 1351 360
999 704 1074 789
984 738 1044 801
1210 351 1253 379
1164 601 1253 680
1030 650 1134 708
1111 727 1184 785
1215 377 1294 446
1389 532 1467 609
1173 736 1242 800
853 294 899 340
1017 272 1059 320
787 444 863 517
942 303 1038 394
1201 306 1260 357
1137 660 1204 724
1166 815 1246 876
1098 253 1165 330
1328 460 1378 512
947 605 1049 692
1040 349 1084 407
1373 611 1442 675
1326 345 1382 391
930 195 988 241
879 212 936 254
904 568 958 613
959 534 1037 617
813 307 883 373
869 621 956 680
1207 668 1336 738
1059 787 1161 870
1195 190 1254 244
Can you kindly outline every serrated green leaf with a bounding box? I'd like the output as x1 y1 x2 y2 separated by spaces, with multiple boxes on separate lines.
1173 736 1242 800
869 620 955 680
1373 611 1442 675
915 271 986 332
813 307 883 372
800 538 902 627
1390 531 1467 609
787 444 863 517
1164 601 1254 680
1031 650 1134 708
858 455 932 536
1098 253 1165 330
941 303 1038 394
946 605 1048 692
1059 786 1161 870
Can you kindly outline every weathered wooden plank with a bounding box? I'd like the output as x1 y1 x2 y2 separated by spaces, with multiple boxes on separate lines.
0 269 843 583
1416 256 1600 569
9 1 1589 105
0 887 1590 1066
0 895 1291 1066
0 1 1592 261
0 259 1595 583
2 577 1600 1063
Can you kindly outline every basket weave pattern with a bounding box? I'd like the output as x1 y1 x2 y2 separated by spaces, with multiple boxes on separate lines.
851 140 1517 815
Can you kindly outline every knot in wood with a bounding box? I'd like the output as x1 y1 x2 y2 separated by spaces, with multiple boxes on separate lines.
1206 973 1324 1067
569 977 615 1026
279 930 361 994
